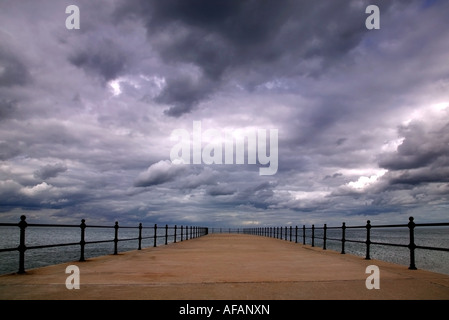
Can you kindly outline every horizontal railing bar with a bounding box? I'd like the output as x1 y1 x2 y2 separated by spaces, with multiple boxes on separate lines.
117 237 139 242
416 245 449 252
369 241 408 248
27 223 79 228
0 247 19 253
27 242 80 250
325 237 342 242
85 239 114 245
345 239 366 244
415 222 449 227
82 225 114 228
0 235 179 252
371 224 409 228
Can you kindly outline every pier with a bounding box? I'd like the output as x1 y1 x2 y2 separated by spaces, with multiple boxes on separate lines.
1 233 449 300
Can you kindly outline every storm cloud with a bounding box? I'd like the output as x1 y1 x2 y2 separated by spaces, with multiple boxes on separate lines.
115 0 403 116
0 0 448 227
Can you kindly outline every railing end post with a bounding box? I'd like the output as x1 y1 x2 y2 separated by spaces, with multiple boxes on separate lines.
113 221 119 255
408 216 417 270
18 215 28 274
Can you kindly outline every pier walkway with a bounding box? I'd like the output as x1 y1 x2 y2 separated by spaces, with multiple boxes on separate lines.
1 233 448 300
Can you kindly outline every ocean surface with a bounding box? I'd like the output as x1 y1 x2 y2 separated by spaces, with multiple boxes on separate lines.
0 225 448 276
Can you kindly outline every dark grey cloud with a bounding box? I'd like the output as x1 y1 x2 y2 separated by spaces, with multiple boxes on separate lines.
0 48 30 87
228 181 277 210
178 167 218 189
379 121 449 172
69 38 127 82
0 142 21 161
34 163 68 180
116 0 406 117
206 184 235 196
157 76 215 117
377 119 449 188
0 99 18 121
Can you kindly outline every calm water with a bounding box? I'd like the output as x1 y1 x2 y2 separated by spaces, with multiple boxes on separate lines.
0 225 448 276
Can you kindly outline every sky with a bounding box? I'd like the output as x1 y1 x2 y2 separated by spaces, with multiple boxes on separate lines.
0 0 448 228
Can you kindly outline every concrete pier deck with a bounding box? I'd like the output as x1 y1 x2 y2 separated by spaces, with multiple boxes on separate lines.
1 233 448 300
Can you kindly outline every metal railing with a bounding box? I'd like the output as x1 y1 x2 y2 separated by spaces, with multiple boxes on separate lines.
209 228 243 234
0 215 208 274
243 217 449 270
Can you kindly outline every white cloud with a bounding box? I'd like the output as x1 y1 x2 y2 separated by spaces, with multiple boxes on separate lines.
20 182 53 197
134 160 187 187
346 169 387 191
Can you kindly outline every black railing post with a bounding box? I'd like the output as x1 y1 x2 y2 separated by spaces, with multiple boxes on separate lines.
295 226 298 243
365 220 371 260
302 225 306 244
190 226 193 239
113 221 119 255
79 219 86 261
153 224 157 247
323 224 327 250
138 223 142 250
18 215 27 274
186 225 189 240
408 217 417 270
165 224 168 245
280 226 283 240
285 226 288 241
312 224 315 247
341 222 346 254
180 225 184 241
174 225 177 243
289 226 292 242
